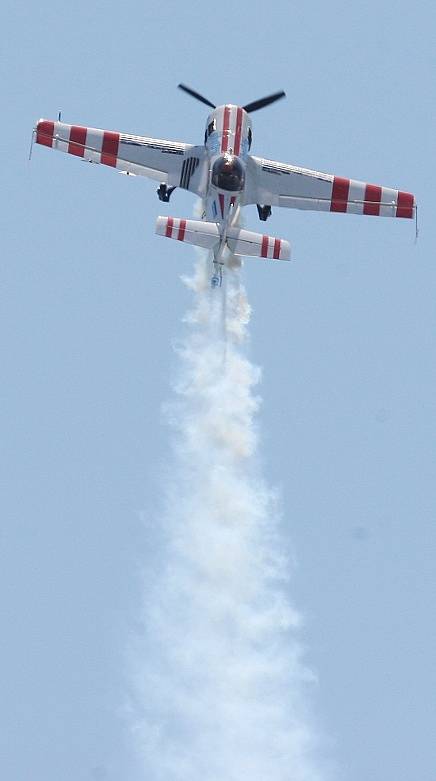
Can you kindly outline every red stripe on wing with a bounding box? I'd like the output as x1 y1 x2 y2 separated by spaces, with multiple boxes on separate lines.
330 177 350 212
221 107 231 153
261 235 269 258
166 217 174 238
177 219 186 241
273 238 281 259
36 120 54 147
396 191 414 219
363 184 382 216
101 131 120 166
68 125 87 157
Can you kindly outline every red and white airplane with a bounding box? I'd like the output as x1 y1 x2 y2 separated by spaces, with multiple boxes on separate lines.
34 84 416 287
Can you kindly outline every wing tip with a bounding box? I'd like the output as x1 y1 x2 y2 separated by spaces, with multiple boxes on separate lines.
35 118 55 147
396 190 416 219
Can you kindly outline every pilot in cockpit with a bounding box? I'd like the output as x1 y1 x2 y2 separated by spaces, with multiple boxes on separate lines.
211 154 245 192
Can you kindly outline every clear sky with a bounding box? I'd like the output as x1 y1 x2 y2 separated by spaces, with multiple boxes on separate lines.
2 1 435 780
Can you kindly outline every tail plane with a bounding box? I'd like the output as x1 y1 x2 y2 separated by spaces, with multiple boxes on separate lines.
156 217 290 261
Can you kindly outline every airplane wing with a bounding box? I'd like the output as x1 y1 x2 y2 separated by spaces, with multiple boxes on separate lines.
34 119 207 195
244 155 416 219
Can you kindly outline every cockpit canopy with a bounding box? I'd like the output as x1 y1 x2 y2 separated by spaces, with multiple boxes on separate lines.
211 155 245 192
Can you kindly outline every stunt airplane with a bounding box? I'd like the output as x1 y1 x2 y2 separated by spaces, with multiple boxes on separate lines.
34 84 416 287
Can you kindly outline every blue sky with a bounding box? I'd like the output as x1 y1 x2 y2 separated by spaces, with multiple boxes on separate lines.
2 1 435 780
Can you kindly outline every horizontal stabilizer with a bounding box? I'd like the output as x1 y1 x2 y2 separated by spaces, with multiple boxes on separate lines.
226 226 291 260
156 218 290 261
156 216 220 250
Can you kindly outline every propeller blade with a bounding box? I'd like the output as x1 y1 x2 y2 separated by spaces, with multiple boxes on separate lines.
178 84 216 109
243 90 286 113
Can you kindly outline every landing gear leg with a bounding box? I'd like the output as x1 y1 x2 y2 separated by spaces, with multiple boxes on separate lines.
157 183 176 202
257 204 272 221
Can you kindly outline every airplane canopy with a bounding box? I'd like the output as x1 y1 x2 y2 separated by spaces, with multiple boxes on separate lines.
211 155 245 192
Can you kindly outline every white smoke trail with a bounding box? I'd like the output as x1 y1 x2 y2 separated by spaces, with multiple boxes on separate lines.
132 251 325 781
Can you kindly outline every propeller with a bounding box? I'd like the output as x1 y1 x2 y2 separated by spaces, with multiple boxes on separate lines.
178 84 286 113
178 84 216 109
243 90 286 113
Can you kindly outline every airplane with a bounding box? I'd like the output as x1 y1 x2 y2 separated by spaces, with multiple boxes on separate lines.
33 84 416 287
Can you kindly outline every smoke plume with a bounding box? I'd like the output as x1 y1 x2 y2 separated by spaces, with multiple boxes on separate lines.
132 251 324 781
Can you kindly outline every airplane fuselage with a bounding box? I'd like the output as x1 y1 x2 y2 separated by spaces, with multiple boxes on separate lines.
199 105 253 280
